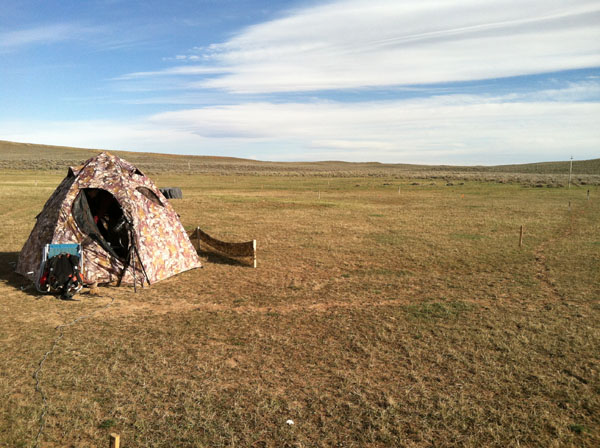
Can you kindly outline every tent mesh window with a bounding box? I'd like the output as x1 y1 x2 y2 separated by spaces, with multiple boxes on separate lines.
136 187 163 206
72 188 130 260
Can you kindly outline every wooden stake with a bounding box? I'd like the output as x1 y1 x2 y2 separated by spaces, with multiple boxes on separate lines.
109 433 120 448
587 189 590 200
398 186 401 195
568 156 573 189
253 240 257 268
318 190 321 200
196 226 200 251
568 200 571 211
519 225 524 248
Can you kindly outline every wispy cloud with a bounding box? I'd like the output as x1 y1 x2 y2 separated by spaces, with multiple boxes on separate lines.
114 65 229 80
120 0 600 93
507 80 600 102
145 88 600 163
0 23 97 51
2 81 598 164
0 20 160 54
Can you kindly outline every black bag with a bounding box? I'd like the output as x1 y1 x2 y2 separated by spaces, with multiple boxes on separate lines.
42 253 83 300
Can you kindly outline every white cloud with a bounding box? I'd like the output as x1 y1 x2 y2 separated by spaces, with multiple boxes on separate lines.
145 94 600 163
123 0 600 93
2 83 598 164
115 65 229 80
0 21 163 53
0 23 98 51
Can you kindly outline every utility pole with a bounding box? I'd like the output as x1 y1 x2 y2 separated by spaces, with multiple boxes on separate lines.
568 156 573 189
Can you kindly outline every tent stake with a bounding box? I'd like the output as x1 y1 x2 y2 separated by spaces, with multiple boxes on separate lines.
519 225 524 248
109 433 120 448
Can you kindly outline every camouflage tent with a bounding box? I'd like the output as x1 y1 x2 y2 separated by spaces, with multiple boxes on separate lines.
16 152 201 286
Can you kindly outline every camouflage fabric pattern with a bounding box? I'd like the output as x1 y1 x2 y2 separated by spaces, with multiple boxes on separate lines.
17 152 201 285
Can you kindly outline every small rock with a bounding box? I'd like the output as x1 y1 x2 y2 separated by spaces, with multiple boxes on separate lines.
88 281 100 296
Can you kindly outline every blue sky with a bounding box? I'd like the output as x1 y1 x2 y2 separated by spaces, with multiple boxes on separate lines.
1 0 599 164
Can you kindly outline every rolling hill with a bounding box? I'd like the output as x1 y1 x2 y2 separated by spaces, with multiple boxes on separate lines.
1 139 598 178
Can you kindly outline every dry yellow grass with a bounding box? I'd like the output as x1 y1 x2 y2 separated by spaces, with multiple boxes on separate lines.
0 168 598 447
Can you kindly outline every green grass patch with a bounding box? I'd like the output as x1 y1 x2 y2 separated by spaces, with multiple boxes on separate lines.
450 233 485 240
568 423 587 434
98 419 115 429
369 232 404 246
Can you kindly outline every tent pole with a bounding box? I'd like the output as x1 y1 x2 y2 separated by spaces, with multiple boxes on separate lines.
132 241 150 286
132 247 137 293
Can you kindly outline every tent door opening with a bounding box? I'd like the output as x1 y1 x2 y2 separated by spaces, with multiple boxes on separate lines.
72 188 131 260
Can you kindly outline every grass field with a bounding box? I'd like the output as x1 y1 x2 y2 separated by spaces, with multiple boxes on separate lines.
0 156 599 446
